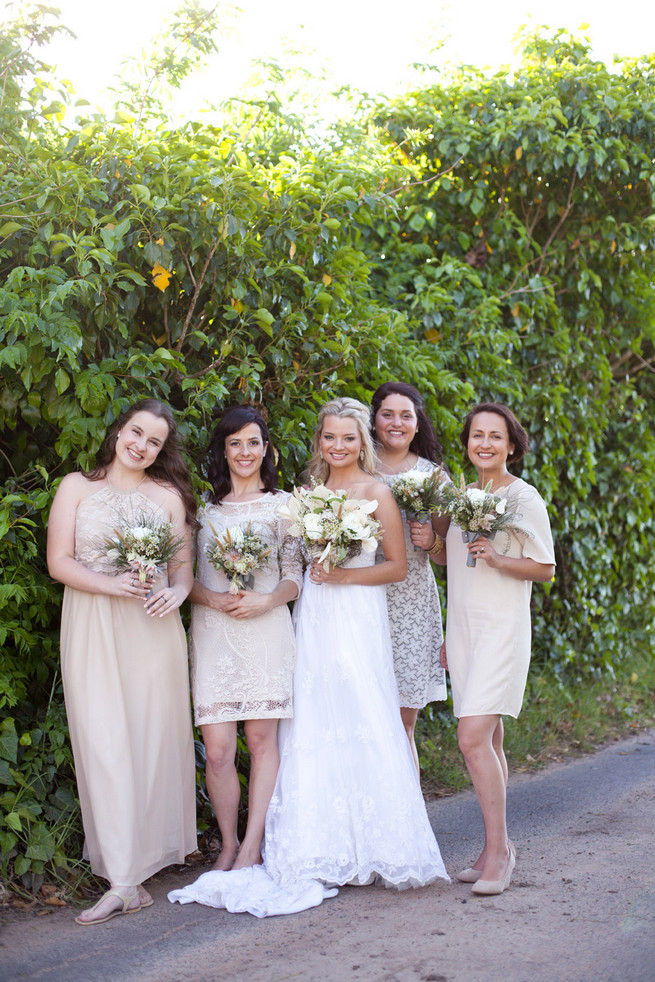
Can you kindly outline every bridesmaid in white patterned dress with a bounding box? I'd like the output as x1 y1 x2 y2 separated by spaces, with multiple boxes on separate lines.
371 382 449 773
189 406 303 871
47 400 197 926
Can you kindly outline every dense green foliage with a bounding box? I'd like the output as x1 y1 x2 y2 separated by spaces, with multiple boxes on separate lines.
1 6 653 893
367 29 655 673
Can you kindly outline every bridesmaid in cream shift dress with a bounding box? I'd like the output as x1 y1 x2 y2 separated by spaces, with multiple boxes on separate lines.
47 400 197 926
439 403 555 899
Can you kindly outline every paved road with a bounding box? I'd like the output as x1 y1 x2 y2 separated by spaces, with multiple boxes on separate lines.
3 730 655 982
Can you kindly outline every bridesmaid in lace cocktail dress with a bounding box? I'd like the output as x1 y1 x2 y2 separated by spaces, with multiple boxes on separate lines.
189 407 302 872
47 400 197 926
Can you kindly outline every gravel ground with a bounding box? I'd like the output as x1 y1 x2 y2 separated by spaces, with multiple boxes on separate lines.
3 729 654 982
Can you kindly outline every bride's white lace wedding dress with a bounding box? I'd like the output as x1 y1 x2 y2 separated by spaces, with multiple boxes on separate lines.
169 548 449 917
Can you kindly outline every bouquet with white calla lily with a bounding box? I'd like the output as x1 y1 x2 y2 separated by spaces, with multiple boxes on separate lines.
278 481 382 571
441 477 519 567
205 522 271 593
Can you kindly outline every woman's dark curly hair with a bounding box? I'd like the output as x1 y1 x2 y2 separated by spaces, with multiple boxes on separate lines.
460 402 530 464
370 381 443 465
87 398 199 528
205 406 278 504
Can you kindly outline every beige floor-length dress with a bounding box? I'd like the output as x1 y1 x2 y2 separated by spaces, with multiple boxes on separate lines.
445 478 555 719
60 485 196 885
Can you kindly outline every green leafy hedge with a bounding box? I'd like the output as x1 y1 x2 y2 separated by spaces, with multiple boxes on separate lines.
1 8 653 891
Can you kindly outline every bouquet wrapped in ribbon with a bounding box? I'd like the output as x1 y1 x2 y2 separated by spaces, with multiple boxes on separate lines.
278 482 382 572
391 467 445 551
205 522 271 594
107 514 184 583
441 478 519 567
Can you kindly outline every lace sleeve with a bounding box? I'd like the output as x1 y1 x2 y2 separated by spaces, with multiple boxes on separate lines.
278 516 304 596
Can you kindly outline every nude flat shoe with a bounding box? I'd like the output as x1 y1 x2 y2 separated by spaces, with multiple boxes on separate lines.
458 839 516 883
471 849 516 896
455 866 482 883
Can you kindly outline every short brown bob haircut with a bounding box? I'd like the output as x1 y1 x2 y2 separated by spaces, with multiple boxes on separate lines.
460 402 530 464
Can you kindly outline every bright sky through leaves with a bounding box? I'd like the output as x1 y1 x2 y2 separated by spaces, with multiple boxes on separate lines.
4 0 654 113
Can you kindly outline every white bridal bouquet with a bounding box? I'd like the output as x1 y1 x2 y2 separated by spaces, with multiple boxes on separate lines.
391 467 445 551
205 522 271 593
441 478 519 567
107 514 183 582
278 482 382 571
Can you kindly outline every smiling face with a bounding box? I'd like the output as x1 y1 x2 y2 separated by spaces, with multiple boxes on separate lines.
374 394 418 454
115 410 169 472
224 422 267 482
319 414 363 470
467 411 515 474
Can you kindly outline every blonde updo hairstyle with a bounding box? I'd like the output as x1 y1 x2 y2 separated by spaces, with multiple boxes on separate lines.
304 397 378 484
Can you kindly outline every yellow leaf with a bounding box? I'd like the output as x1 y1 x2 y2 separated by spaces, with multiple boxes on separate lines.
289 242 297 259
610 240 616 254
511 303 519 318
151 261 171 292
115 168 121 179
322 274 332 286
515 146 523 161
630 672 638 683
155 237 164 246
425 328 440 342
238 376 247 391
231 298 244 313
292 359 300 370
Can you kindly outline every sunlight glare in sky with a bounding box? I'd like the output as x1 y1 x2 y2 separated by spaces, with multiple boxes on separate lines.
3 0 654 112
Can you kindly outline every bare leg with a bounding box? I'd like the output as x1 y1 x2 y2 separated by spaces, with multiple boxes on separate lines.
232 718 280 870
400 706 421 776
202 722 240 870
457 714 510 881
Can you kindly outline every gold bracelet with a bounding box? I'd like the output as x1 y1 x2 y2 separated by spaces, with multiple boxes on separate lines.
426 533 445 557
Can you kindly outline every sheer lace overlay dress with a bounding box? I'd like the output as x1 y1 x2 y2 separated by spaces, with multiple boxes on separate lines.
379 457 447 708
190 492 303 725
60 486 196 886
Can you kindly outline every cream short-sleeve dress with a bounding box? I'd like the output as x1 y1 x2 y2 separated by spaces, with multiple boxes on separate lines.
445 478 555 719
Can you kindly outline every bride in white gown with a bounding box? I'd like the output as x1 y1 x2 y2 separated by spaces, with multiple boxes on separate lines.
169 398 449 916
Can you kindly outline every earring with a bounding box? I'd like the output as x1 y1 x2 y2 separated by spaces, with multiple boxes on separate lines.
359 450 365 461
319 451 324 460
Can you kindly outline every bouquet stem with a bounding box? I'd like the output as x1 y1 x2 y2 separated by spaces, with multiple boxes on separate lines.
409 511 431 552
462 530 496 567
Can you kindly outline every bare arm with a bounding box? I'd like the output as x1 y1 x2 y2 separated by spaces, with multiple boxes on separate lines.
47 474 150 600
143 489 194 617
467 537 554 582
224 578 299 619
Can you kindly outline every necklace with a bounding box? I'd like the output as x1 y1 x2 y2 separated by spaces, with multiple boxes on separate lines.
378 451 415 476
106 473 147 494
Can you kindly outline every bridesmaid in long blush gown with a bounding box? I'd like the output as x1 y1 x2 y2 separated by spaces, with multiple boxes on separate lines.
47 399 198 925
